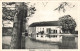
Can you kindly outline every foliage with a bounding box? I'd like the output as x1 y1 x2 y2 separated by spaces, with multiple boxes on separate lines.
2 27 13 36
2 2 36 21
54 2 75 12
59 15 76 33
2 2 16 21
2 2 36 28
2 7 16 21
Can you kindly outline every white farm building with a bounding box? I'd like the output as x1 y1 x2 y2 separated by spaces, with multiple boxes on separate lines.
28 21 63 42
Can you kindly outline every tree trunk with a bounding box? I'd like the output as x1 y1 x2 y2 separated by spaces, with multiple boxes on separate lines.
10 2 27 49
10 12 22 49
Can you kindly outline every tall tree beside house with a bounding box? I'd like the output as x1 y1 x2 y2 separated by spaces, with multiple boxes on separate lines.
10 2 36 49
10 2 28 49
2 2 36 49
59 15 76 34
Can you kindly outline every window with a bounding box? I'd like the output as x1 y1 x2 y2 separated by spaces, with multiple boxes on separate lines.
54 30 55 33
37 35 38 37
49 35 51 38
53 30 57 34
53 35 57 37
41 35 43 37
55 30 57 33
55 35 57 37
47 28 58 34
47 28 51 34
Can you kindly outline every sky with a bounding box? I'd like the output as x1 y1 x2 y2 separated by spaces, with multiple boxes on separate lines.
27 2 78 30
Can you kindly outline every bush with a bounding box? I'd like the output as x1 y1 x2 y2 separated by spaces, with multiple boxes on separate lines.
2 27 13 36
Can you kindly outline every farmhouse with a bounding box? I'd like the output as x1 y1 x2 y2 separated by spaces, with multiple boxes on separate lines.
29 21 62 38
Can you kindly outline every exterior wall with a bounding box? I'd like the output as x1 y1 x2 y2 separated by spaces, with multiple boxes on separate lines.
36 26 62 34
28 27 36 39
29 26 62 39
28 27 36 34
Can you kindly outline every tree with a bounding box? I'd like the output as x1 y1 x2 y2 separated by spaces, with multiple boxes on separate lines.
10 2 27 49
2 2 16 28
54 2 76 34
59 15 76 34
2 2 36 49
2 2 16 35
54 2 75 12
10 2 36 49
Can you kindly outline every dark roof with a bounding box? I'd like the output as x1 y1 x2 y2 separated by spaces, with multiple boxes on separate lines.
29 21 61 27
